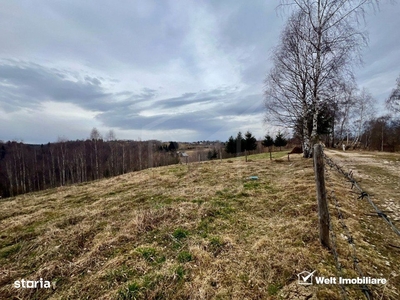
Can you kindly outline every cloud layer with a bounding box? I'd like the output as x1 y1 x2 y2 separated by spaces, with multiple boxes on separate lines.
0 1 398 143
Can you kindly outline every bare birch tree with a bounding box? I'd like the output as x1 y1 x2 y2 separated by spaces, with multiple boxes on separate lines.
90 127 102 179
106 129 117 176
265 10 314 157
386 75 400 114
350 88 375 146
266 0 378 157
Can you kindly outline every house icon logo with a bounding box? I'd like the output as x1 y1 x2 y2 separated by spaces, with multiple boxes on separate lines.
298 270 316 285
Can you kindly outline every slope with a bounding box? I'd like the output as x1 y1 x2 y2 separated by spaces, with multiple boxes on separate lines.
0 151 398 299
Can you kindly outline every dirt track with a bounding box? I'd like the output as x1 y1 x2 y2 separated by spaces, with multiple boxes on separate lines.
325 149 400 222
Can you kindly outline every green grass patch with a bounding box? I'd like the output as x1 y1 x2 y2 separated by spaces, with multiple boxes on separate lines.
173 265 186 282
177 251 192 263
117 281 142 300
267 283 282 295
243 181 259 189
137 247 157 261
104 265 136 284
172 228 189 240
0 243 21 258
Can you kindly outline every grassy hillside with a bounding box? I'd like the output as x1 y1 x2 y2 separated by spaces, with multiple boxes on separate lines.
0 151 398 299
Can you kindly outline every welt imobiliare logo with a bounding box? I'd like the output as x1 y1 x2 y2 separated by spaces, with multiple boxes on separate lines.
297 270 387 285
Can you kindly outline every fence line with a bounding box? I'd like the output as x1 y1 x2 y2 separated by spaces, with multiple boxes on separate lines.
327 187 372 299
315 148 378 300
327 207 349 300
324 154 400 237
323 163 372 299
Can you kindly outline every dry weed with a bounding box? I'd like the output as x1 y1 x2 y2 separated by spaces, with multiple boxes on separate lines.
0 151 398 299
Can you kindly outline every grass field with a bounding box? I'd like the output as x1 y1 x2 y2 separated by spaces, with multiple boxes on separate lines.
0 150 399 299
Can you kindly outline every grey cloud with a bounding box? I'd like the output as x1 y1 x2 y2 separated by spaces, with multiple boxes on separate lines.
0 61 110 111
96 109 248 139
0 59 264 139
215 94 264 116
219 1 280 48
0 61 162 116
154 87 237 109
42 1 189 69
0 1 191 73
126 88 158 102
0 1 397 143
84 76 102 86
95 90 264 135
96 110 217 133
212 1 282 85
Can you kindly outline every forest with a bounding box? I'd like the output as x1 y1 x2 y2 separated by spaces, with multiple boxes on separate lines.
0 130 180 198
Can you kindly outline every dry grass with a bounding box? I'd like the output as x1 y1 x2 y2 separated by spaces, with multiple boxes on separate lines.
324 150 400 299
0 151 398 299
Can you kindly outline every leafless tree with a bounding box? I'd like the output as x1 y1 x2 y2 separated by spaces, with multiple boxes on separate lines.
105 129 116 141
5 160 14 197
105 129 117 176
386 75 400 114
349 88 375 146
326 80 356 146
265 10 315 157
266 0 378 156
57 137 68 186
90 128 102 179
333 82 355 144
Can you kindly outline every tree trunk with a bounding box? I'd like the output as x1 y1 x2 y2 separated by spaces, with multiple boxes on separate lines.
5 161 14 197
122 143 126 174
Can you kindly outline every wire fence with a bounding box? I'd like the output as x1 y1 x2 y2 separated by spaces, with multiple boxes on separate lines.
326 204 349 300
325 182 372 299
319 151 398 300
324 154 400 237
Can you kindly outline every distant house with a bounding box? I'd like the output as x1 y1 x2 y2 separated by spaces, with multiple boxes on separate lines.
177 152 189 164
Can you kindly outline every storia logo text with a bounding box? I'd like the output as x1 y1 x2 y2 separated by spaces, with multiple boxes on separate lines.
14 278 51 289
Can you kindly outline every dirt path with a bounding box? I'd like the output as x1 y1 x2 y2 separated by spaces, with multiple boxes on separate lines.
325 149 400 223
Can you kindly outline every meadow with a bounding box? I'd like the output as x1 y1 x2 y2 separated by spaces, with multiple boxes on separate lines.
1 150 399 299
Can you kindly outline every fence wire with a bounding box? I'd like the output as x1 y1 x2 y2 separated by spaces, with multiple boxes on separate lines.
324 154 400 237
323 155 374 300
327 204 349 300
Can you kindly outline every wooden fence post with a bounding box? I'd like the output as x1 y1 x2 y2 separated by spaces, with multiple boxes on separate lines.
313 144 330 249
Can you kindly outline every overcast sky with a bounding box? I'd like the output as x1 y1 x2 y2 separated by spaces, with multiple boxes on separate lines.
0 0 399 144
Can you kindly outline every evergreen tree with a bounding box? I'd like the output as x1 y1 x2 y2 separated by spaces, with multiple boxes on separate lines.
262 134 275 160
274 131 287 151
226 131 256 155
168 142 179 152
236 132 244 154
243 131 257 151
262 135 274 148
225 136 236 154
207 148 218 160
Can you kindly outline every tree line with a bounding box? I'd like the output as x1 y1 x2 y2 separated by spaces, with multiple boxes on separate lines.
225 131 258 154
223 131 289 155
0 128 180 198
353 114 400 152
262 132 288 151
